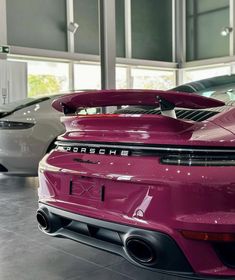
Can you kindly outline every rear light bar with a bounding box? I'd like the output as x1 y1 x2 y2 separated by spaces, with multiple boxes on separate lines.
181 230 235 242
55 141 235 166
160 155 235 166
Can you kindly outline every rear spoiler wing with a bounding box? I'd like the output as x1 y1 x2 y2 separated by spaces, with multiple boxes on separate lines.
52 89 225 118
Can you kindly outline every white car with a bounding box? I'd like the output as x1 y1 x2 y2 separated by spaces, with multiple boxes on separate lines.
0 95 65 175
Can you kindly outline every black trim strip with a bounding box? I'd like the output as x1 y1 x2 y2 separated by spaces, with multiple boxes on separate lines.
100 185 105 202
55 140 235 154
55 141 235 166
69 179 73 195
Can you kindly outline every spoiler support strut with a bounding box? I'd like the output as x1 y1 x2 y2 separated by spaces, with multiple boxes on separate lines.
157 96 176 119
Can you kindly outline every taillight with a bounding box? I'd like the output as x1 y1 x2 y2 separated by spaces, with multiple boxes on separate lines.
181 230 235 242
0 121 35 129
160 154 235 166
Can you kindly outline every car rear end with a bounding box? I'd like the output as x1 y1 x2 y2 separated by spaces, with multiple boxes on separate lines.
37 90 235 278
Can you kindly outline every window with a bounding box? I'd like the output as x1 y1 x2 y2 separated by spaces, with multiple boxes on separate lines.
74 63 101 90
116 67 128 89
183 66 231 83
9 59 70 97
27 61 69 97
130 68 176 90
186 0 229 61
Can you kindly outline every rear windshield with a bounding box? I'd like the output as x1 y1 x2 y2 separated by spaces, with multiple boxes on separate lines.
172 75 235 103
0 97 50 113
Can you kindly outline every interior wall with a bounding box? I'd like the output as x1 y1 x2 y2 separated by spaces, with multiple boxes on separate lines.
4 0 234 63
131 0 172 61
74 0 99 55
6 0 67 51
115 0 125 58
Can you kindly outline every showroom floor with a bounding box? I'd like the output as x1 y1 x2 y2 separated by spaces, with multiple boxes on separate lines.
0 176 191 280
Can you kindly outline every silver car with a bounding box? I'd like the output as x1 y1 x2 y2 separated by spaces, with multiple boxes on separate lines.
0 95 65 175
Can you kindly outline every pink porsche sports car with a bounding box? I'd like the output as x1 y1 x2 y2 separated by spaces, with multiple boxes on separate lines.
37 75 235 278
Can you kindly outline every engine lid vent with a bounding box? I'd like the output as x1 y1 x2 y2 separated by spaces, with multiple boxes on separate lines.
114 108 218 122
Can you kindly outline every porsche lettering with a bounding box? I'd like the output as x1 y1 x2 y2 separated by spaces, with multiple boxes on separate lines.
62 146 130 156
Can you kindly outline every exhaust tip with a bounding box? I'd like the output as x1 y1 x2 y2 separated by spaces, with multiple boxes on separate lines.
36 210 49 230
126 238 156 264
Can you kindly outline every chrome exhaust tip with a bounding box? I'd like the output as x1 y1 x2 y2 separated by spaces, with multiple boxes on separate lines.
36 209 50 231
126 237 156 264
37 207 62 233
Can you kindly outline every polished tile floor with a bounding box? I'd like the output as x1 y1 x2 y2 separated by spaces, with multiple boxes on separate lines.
0 176 194 280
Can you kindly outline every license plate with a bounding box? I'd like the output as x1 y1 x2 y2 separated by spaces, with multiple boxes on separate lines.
69 177 101 201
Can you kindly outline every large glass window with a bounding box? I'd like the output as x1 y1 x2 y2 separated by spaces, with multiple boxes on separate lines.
27 61 69 97
9 58 70 97
130 68 176 90
116 67 128 89
183 66 231 83
186 0 229 61
74 63 101 90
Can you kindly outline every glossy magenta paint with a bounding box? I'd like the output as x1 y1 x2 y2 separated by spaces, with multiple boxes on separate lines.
52 89 224 111
38 90 235 277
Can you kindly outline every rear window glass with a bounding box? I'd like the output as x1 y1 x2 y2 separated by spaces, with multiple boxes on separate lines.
0 97 50 112
172 75 235 103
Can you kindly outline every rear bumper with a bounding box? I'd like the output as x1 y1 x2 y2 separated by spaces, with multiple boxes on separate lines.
37 202 193 276
38 154 235 277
